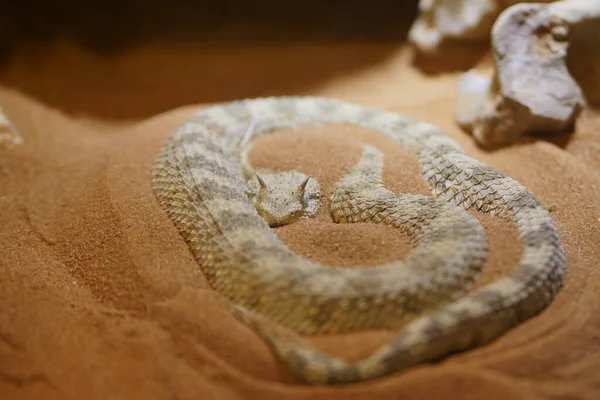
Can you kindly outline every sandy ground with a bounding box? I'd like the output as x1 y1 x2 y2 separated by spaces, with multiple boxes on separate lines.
1 8 600 400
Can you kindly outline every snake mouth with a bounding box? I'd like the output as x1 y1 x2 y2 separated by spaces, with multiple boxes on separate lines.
263 211 305 228
259 212 290 228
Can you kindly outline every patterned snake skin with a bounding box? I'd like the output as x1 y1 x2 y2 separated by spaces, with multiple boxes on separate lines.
151 96 566 385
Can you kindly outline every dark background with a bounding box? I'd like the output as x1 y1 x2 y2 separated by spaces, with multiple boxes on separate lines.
0 1 491 120
0 1 419 54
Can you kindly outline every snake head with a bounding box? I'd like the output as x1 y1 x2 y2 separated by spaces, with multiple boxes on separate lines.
253 173 313 227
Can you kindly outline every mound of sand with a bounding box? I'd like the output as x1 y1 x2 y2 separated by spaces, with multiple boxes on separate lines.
1 29 599 400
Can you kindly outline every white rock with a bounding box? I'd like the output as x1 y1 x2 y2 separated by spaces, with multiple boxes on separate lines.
408 0 554 53
0 106 21 149
455 0 599 146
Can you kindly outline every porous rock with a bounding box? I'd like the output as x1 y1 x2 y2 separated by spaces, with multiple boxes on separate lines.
455 0 599 146
408 0 554 53
0 106 21 149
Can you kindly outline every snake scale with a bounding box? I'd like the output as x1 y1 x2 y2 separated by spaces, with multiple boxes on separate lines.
151 96 566 385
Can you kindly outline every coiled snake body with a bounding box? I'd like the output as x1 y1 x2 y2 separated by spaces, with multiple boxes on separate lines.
151 96 565 385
